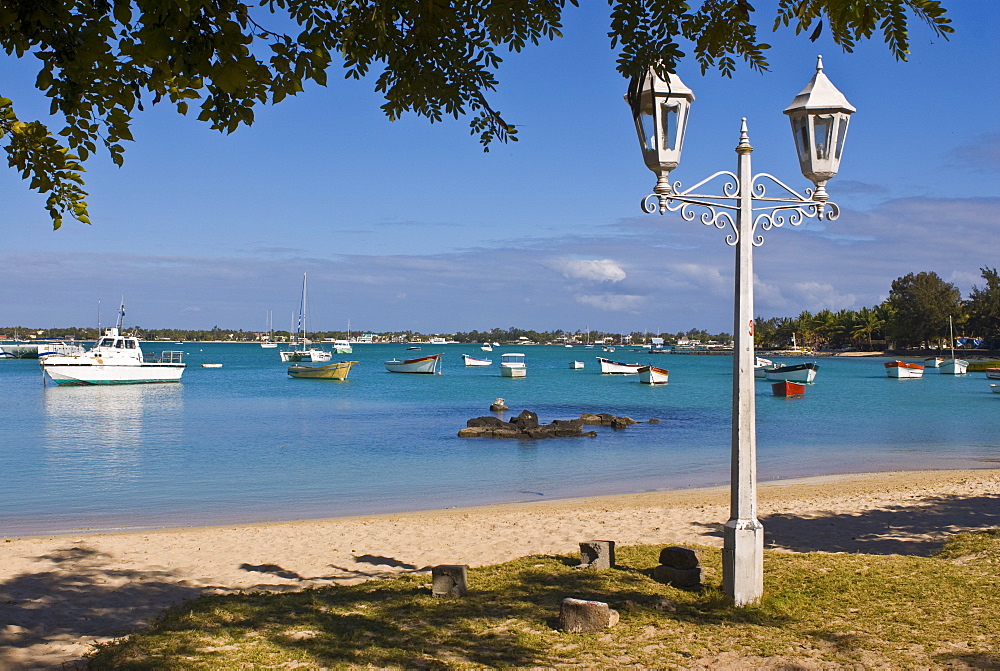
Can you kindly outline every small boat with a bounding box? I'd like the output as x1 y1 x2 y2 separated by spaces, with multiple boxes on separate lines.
201 363 223 368
333 339 353 354
407 346 422 350
991 384 1000 394
500 352 526 378
288 360 357 380
924 357 943 368
260 342 277 349
462 354 492 367
764 362 818 383
260 310 278 348
985 368 1000 380
41 304 186 386
480 344 493 352
385 353 442 374
596 357 643 374
638 365 669 385
569 360 584 369
772 380 806 397
602 346 616 353
754 356 777 378
884 361 924 378
939 316 967 375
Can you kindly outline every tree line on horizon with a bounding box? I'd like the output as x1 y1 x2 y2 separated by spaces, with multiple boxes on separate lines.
4 268 998 351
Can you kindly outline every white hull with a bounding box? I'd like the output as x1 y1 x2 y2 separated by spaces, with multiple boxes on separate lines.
333 340 353 354
43 361 185 385
885 362 924 378
597 357 642 374
260 342 277 348
569 360 584 369
638 365 669 384
385 354 442 374
939 358 968 375
500 364 526 377
280 349 332 363
462 354 492 367
924 357 942 368
764 363 818 383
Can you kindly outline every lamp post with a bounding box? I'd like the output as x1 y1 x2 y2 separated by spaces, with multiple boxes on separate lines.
626 56 855 605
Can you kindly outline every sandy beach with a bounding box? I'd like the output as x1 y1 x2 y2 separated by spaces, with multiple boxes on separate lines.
2 468 998 668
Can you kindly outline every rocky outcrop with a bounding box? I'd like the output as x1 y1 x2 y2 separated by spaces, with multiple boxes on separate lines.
458 410 638 438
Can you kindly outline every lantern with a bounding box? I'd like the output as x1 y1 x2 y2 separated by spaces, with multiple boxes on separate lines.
626 66 695 194
783 56 856 202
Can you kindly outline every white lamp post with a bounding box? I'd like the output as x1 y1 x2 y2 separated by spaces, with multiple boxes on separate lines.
627 57 854 605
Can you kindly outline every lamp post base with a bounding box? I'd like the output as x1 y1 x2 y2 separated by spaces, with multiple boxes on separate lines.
722 517 764 605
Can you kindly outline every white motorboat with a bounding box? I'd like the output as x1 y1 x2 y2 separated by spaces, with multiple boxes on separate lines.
41 312 185 386
462 354 492 367
597 357 642 374
500 353 526 377
884 361 924 378
480 344 493 352
764 362 819 383
753 356 778 378
638 365 669 385
333 339 353 354
569 360 584 369
384 353 442 374
279 273 332 363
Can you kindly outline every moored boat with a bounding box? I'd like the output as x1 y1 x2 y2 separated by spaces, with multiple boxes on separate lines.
201 363 223 368
772 380 806 397
924 357 943 368
939 316 967 375
764 362 818 383
279 273 332 363
597 357 642 374
884 360 924 378
500 353 526 378
462 354 492 367
754 356 777 378
991 384 1000 394
638 365 669 385
985 368 1000 380
569 360 584 369
332 339 353 354
288 360 357 380
384 353 442 374
41 325 185 386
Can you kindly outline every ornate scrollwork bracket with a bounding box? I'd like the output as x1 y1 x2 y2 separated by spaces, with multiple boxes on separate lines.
642 171 840 247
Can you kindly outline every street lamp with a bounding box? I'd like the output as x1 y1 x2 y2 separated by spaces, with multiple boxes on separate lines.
626 56 855 605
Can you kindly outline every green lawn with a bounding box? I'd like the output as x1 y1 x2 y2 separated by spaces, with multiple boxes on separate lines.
87 530 999 669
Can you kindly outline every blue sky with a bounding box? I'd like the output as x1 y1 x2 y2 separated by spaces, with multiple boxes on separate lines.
2 1 998 336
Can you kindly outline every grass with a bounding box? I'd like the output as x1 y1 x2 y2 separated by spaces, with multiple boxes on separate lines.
87 532 1000 669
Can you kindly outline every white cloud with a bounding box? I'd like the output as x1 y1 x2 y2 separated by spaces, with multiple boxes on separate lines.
549 258 626 283
575 294 645 312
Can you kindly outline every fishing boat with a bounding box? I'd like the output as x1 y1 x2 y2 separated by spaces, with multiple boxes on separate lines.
462 354 492 367
332 339 353 354
772 380 806 397
288 360 357 380
939 316 967 375
569 360 584 369
884 361 924 378
764 362 818 383
596 357 643 374
500 353 526 377
279 273 332 363
985 369 1000 380
480 344 493 352
40 304 185 385
384 353 442 374
638 365 669 385
923 357 942 368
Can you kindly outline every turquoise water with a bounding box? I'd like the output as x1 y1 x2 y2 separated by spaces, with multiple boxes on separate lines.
1 344 997 536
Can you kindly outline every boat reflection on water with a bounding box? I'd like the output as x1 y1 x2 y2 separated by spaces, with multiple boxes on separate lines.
42 384 184 487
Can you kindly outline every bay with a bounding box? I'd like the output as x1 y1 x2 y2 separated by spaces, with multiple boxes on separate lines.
1 343 997 536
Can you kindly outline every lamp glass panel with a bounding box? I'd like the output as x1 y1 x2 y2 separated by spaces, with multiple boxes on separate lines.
638 111 656 152
813 115 834 160
659 101 681 151
791 116 810 164
835 115 849 160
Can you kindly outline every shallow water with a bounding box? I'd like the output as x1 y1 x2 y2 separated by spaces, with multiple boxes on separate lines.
1 344 997 536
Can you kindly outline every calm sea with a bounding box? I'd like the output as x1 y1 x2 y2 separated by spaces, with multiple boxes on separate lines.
1 344 997 536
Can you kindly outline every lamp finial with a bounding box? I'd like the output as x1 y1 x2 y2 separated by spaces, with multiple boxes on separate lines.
816 55 824 72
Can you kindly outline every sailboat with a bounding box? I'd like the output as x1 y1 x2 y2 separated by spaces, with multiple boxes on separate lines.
940 316 967 375
279 273 332 363
260 310 277 348
333 319 352 354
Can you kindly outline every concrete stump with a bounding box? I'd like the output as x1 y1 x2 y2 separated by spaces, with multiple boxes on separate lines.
579 540 616 569
559 598 620 633
431 565 468 598
659 546 700 570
